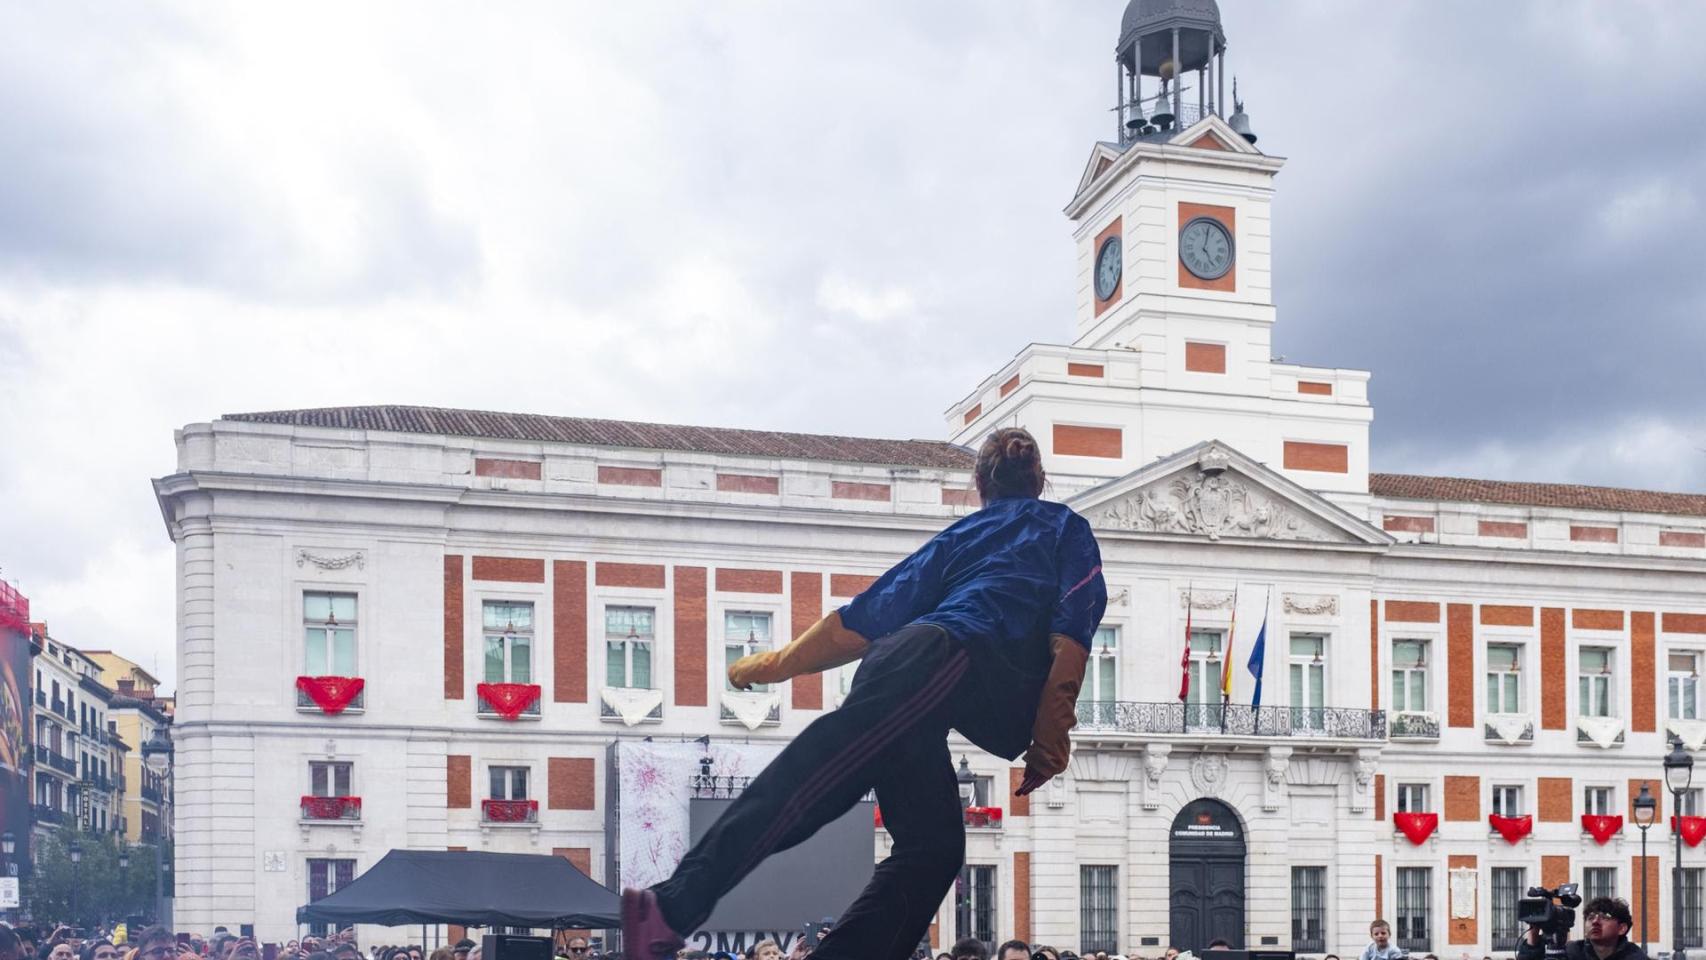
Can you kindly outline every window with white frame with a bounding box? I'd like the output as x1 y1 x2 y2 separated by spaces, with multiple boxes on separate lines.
1187 629 1223 706
309 761 352 797
724 611 774 692
482 601 534 684
1397 782 1432 813
1486 643 1524 714
1682 788 1706 817
1672 652 1702 721
1392 639 1429 712
1079 626 1118 725
1579 647 1615 717
1492 784 1525 818
304 592 357 676
1584 786 1616 816
488 766 529 801
604 606 655 689
1291 633 1327 728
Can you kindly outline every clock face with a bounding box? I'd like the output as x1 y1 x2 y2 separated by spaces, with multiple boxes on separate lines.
1179 216 1234 280
1094 235 1122 301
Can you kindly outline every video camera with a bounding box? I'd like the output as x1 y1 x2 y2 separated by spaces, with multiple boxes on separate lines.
1518 882 1582 957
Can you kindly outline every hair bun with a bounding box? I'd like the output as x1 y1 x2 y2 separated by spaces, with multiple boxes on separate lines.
1003 435 1036 462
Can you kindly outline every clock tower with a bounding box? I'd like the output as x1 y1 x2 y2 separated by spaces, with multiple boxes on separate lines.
946 0 1374 509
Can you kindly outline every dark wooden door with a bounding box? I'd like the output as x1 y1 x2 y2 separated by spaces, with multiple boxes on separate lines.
1168 855 1245 951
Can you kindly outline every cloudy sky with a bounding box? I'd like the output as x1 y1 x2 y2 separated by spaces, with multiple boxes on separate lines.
1 1 1702 690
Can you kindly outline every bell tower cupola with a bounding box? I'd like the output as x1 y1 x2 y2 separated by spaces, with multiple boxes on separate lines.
1114 0 1227 141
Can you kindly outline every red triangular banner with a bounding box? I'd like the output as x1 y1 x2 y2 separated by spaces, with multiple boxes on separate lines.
477 682 541 720
295 676 365 714
1393 811 1438 845
1674 816 1706 847
1582 814 1623 845
1490 814 1533 844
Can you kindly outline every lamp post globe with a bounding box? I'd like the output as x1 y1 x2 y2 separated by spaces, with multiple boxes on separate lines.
1636 783 1658 954
69 840 82 925
955 755 975 811
0 832 13 858
142 731 171 777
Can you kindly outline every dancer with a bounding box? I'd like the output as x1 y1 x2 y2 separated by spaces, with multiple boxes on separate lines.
623 426 1107 960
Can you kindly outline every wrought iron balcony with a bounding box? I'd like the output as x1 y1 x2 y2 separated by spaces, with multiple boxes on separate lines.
481 798 538 824
32 804 62 825
1074 701 1387 740
300 795 362 821
1389 712 1441 741
141 784 164 804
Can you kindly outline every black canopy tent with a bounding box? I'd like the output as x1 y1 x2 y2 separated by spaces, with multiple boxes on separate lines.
295 850 620 929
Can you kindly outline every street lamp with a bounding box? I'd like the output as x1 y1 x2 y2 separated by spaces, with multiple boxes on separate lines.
69 840 82 926
1 831 14 924
1666 736 1695 955
1635 783 1658 954
955 756 975 811
157 854 171 927
954 755 976 943
119 845 131 917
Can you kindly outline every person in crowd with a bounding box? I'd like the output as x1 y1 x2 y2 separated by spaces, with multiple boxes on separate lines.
0 927 21 960
1160 950 1177 960
1421 954 1438 960
747 943 779 960
428 949 454 960
935 954 953 960
1360 921 1402 960
452 943 474 960
626 427 1104 960
1325 954 1340 960
1036 948 1061 960
130 929 175 960
466 948 481 960
79 941 118 960
949 940 987 960
45 939 75 960
330 945 360 960
1517 896 1646 960
995 943 1029 960
1204 944 1229 953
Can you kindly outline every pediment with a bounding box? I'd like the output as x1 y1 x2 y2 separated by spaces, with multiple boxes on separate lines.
1066 440 1391 546
1073 141 1130 199
1169 114 1262 155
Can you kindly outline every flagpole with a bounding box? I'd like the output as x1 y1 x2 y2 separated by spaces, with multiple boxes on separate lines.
1221 584 1238 733
1180 582 1194 733
1251 586 1270 734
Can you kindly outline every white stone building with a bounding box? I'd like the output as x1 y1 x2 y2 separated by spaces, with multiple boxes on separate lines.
153 1 1706 956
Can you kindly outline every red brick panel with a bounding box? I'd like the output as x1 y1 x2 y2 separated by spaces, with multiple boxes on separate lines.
1573 609 1624 631
1479 520 1529 539
1177 201 1236 292
548 757 596 810
790 572 824 711
1635 855 1661 940
553 561 587 703
717 568 784 594
444 555 464 700
1010 768 1031 817
716 474 780 495
1630 778 1664 822
1633 611 1656 733
1448 603 1475 728
1092 216 1123 316
1541 607 1566 730
1374 773 1385 821
1480 605 1534 627
674 567 708 706
1448 854 1478 944
596 562 666 589
942 487 980 507
1000 373 1022 397
447 755 471 808
1541 855 1571 891
1297 380 1333 396
1661 530 1706 548
1054 424 1123 458
1444 775 1481 821
475 458 542 480
1067 363 1105 378
598 465 663 487
963 404 982 425
1184 342 1227 374
554 847 593 875
1537 777 1573 822
472 556 545 583
830 574 878 597
1383 515 1434 533
1283 441 1348 474
1386 601 1441 623
1369 600 1380 711
832 481 892 502
1013 850 1032 942
1374 855 1383 921
1185 132 1230 151
1663 613 1706 634
1570 525 1619 543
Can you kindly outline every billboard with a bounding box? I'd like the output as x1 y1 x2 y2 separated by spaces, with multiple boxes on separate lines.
0 582 30 872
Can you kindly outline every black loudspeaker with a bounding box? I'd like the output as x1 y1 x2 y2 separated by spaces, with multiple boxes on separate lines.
1202 951 1295 960
481 936 551 960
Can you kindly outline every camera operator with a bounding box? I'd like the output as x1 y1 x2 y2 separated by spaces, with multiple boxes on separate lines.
1517 897 1648 960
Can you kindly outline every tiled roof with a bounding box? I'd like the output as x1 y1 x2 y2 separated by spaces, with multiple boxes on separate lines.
223 405 977 470
1371 473 1706 519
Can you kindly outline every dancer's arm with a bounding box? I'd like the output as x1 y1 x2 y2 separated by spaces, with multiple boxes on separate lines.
1018 514 1106 795
727 611 870 689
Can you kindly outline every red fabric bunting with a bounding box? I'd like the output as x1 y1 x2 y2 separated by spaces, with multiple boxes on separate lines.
296 676 365 714
477 682 542 720
1582 814 1623 845
299 796 362 820
1490 814 1533 844
1394 811 1438 845
874 806 884 828
1674 816 1706 847
482 799 538 823
964 806 1004 828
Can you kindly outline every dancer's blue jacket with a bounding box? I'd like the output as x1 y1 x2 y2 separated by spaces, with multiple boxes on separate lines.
840 496 1107 656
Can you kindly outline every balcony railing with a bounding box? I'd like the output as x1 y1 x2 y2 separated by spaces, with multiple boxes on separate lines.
51 698 67 718
963 806 1003 829
141 784 164 804
34 691 45 708
296 684 365 713
32 804 62 825
1389 712 1441 741
1075 701 1387 740
34 746 77 775
481 798 538 824
300 795 362 821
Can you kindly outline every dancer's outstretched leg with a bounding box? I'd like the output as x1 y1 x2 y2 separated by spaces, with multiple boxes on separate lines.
813 734 964 960
638 623 969 951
